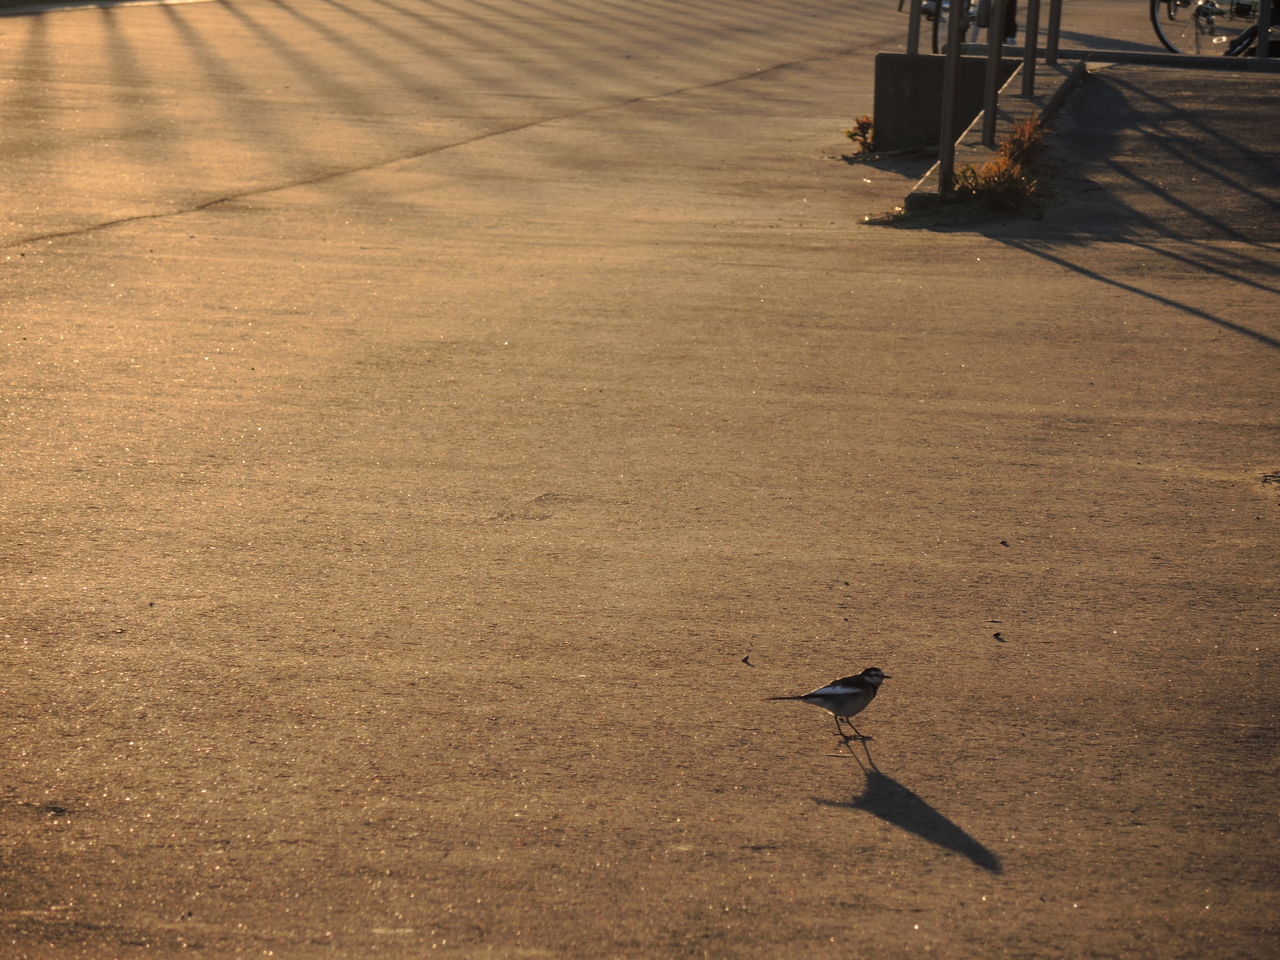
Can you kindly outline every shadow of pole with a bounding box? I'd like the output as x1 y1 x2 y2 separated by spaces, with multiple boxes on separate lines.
816 741 1003 874
1002 239 1280 350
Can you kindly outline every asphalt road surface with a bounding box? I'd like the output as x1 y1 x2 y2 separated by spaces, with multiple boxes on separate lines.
2 1 1276 958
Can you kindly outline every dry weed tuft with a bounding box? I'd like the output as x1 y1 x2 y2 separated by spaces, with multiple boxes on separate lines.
844 115 876 154
952 118 1047 211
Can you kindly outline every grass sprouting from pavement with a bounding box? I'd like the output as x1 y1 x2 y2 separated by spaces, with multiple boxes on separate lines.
951 118 1047 212
844 115 876 155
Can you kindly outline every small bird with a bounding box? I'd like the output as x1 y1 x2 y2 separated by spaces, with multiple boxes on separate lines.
767 667 890 742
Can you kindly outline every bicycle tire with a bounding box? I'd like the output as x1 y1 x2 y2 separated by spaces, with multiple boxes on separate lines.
1150 0 1260 55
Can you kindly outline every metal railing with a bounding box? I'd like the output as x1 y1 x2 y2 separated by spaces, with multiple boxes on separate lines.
920 0 1274 197
933 0 1061 194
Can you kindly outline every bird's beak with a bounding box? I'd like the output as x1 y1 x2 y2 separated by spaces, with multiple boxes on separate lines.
883 674 893 679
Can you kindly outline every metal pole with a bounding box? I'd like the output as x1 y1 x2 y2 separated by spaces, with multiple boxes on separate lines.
1046 0 1064 65
938 0 967 196
1021 0 1042 97
1257 0 1273 60
906 0 924 55
982 0 1007 146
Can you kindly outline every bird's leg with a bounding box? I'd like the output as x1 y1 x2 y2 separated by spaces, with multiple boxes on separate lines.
833 716 852 743
848 722 872 743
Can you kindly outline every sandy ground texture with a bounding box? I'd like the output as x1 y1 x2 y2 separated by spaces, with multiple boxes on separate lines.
2 0 1277 958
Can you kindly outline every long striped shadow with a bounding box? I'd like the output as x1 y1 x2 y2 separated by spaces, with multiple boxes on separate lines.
1003 239 1280 351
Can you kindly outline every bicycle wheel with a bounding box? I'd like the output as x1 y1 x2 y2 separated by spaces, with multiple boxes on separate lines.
1150 0 1260 55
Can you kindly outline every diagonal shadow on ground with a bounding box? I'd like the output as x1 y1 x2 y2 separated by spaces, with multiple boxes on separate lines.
998 239 1280 350
816 743 1003 874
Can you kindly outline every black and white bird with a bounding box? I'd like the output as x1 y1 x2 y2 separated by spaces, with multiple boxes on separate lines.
767 667 890 741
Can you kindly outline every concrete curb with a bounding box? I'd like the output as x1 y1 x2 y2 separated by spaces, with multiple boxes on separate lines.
902 59 1087 214
962 44 1280 72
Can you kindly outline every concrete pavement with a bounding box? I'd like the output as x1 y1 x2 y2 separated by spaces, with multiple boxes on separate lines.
2 1 1276 958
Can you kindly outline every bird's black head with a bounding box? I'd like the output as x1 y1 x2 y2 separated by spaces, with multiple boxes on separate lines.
862 666 890 683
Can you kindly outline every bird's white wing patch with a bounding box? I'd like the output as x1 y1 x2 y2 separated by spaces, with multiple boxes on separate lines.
805 685 842 698
808 680 864 697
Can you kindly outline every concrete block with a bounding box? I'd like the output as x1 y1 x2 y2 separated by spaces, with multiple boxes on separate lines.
873 52 1018 152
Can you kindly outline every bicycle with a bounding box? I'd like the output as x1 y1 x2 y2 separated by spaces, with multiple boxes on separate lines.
1150 0 1276 55
899 0 1018 55
925 0 979 53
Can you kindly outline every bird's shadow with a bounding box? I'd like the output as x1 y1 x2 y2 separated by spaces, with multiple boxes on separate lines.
815 740 1003 874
